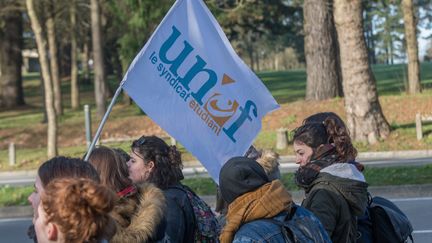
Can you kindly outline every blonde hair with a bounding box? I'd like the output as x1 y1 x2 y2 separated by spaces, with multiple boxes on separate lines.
41 178 117 243
256 150 280 180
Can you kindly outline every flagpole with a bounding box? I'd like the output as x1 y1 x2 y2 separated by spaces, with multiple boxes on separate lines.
84 82 124 161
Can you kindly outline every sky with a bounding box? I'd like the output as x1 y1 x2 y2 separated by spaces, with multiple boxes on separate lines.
418 26 431 60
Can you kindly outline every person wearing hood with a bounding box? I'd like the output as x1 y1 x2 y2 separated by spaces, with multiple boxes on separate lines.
293 112 368 243
218 156 294 243
215 146 281 228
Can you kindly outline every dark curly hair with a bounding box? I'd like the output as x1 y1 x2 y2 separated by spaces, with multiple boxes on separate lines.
294 113 357 162
131 135 183 189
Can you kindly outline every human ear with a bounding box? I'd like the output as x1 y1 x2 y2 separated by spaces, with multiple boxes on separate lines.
147 160 155 171
47 222 58 241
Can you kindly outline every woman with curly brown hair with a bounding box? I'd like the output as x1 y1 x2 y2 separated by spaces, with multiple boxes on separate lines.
88 146 167 242
27 156 102 242
34 178 116 243
127 135 219 243
293 112 368 243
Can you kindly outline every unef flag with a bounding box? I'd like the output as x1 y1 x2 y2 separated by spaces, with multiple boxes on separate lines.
122 0 279 182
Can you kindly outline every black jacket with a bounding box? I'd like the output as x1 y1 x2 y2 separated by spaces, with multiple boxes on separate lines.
163 184 196 243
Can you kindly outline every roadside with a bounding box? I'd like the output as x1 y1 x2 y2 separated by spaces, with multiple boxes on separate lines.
1 150 431 183
2 183 432 219
1 151 431 218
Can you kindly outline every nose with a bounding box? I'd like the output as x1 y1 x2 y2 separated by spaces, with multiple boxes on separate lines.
28 193 33 204
295 156 301 164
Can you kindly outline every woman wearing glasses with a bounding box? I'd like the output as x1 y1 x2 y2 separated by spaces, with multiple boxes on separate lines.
127 135 219 243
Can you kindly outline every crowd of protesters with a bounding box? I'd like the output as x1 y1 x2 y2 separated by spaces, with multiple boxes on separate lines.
27 112 369 243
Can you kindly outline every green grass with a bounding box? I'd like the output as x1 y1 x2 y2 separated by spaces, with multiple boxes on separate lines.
2 164 431 207
258 62 432 103
364 164 432 186
184 164 432 195
0 185 33 207
1 63 432 170
259 69 307 103
187 164 432 194
21 62 432 107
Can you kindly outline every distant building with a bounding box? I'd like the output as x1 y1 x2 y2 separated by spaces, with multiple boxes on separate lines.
22 49 40 73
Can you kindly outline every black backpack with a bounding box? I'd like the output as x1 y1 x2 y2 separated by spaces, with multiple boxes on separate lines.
357 195 414 243
263 204 332 243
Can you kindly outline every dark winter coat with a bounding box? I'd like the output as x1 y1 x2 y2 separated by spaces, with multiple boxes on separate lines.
302 164 368 243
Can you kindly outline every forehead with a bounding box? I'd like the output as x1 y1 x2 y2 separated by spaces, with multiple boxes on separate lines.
35 175 43 187
130 150 142 159
294 142 311 151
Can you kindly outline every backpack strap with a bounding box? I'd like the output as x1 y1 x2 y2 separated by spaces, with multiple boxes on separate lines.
260 207 297 242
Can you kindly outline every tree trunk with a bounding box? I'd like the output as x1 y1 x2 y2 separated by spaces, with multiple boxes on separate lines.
26 0 58 157
40 76 48 123
90 0 107 117
46 0 62 115
0 8 25 107
390 37 394 65
304 0 341 101
370 29 377 64
112 47 131 105
255 51 260 72
385 47 389 64
402 0 421 94
247 46 255 71
82 42 90 84
70 0 79 110
333 0 390 144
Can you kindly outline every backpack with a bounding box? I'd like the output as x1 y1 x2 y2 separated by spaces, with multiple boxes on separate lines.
171 185 220 243
357 195 414 243
263 204 332 243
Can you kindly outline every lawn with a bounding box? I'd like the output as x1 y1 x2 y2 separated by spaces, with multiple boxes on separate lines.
0 63 431 171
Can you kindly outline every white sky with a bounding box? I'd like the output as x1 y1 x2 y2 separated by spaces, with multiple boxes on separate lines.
418 27 431 59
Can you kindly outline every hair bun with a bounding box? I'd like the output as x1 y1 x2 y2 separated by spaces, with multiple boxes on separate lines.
79 180 116 214
42 178 116 242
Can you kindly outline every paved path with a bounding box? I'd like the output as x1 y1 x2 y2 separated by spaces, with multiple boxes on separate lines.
1 196 431 243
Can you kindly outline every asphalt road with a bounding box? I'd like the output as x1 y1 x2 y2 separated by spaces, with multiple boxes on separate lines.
0 197 431 243
1 156 431 186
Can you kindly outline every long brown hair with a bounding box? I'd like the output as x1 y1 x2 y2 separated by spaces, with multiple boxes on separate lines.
88 146 132 192
294 115 357 162
41 178 116 243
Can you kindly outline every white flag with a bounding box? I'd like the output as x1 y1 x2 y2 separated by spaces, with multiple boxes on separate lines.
122 0 279 182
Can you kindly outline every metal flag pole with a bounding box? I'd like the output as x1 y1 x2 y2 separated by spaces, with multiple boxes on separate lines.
84 82 125 161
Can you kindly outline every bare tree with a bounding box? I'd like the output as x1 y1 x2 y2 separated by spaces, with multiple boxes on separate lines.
334 0 390 144
402 0 421 94
90 0 107 117
82 41 91 84
26 0 58 157
304 0 342 100
45 0 62 115
70 0 79 110
0 2 25 107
